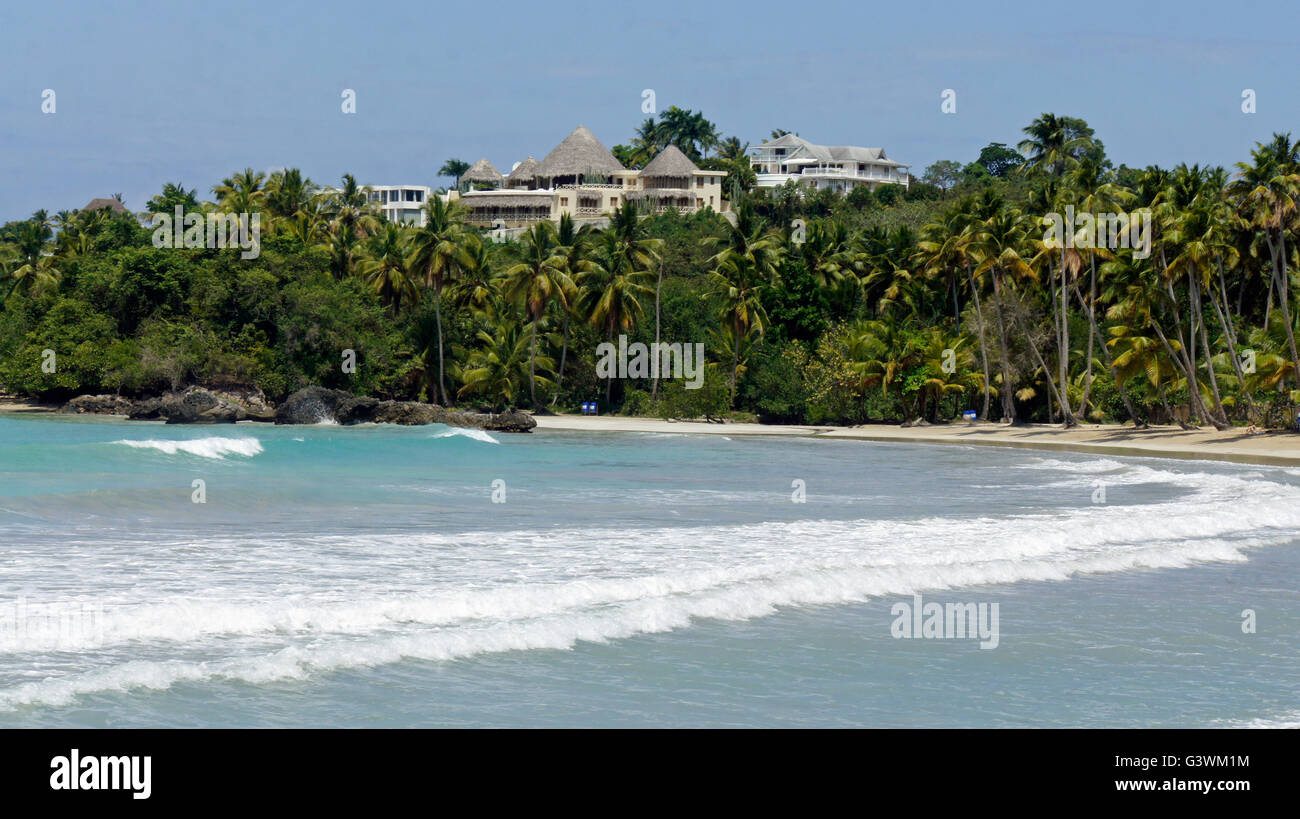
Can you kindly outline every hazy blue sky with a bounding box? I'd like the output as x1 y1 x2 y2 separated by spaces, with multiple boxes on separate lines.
2 0 1296 220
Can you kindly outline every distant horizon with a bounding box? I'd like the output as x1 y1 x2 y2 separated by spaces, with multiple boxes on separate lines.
4 0 1297 221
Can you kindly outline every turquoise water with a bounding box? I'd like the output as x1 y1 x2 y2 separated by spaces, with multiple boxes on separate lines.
0 413 1296 727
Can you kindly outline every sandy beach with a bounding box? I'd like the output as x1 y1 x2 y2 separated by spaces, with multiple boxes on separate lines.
535 414 1300 467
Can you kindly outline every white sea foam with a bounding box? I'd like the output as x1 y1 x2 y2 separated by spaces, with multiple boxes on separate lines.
3 456 1297 709
110 437 263 459
1217 710 1300 728
432 428 499 444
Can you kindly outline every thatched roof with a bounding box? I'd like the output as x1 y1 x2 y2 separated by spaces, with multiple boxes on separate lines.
460 191 554 209
461 158 504 185
83 197 128 214
506 156 540 184
536 125 625 179
640 145 698 178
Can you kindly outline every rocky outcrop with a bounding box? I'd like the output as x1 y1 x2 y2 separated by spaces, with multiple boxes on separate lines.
61 387 275 423
60 394 136 415
58 385 536 432
442 408 536 433
128 387 263 424
273 386 354 425
273 387 536 432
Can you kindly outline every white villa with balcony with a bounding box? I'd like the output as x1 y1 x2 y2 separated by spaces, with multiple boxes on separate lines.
450 126 727 228
365 185 432 226
750 134 909 193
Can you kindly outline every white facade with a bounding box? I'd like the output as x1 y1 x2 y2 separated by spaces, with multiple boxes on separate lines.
751 134 909 192
365 185 432 226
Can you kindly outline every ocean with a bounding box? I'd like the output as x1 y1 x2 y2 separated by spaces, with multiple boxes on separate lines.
0 413 1295 727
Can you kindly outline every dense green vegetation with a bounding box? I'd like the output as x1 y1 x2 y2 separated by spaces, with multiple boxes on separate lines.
4 113 1300 428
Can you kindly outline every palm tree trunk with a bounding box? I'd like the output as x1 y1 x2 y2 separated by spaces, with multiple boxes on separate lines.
1069 280 1143 426
605 320 614 404
989 272 1016 423
1078 254 1098 419
652 258 663 400
730 318 740 407
1192 272 1227 425
552 310 570 407
434 287 447 405
1151 318 1224 430
1009 298 1070 425
529 318 537 408
1056 250 1075 420
1211 258 1253 419
1272 228 1300 390
966 266 991 420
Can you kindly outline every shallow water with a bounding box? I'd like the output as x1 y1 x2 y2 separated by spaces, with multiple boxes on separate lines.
0 414 1295 727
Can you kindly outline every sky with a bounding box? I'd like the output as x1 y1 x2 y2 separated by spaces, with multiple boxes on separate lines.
1 0 1297 221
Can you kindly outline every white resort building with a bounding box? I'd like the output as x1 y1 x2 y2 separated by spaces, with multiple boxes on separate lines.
750 134 910 193
364 185 432 226
449 125 727 228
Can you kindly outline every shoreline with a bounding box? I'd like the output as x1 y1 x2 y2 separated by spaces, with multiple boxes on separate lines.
7 400 1300 466
534 414 1300 467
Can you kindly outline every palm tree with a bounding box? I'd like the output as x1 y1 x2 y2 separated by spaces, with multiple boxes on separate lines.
917 203 992 418
710 253 770 406
3 213 60 306
1231 134 1300 395
265 168 318 223
503 222 571 408
551 214 592 402
359 222 418 314
456 320 552 410
1065 155 1135 419
213 168 267 215
408 197 472 403
438 159 471 190
1018 113 1090 179
577 230 655 403
451 236 500 318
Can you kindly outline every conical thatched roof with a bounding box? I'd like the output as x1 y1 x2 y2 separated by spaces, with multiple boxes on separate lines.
641 144 699 178
461 158 503 185
536 126 625 180
505 156 540 185
84 197 128 214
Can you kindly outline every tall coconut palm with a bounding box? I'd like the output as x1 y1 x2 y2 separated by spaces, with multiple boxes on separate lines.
710 252 770 406
503 222 571 408
438 159 471 190
213 168 267 215
408 197 472 404
577 231 655 403
1065 155 1136 419
1231 134 1300 396
551 214 593 402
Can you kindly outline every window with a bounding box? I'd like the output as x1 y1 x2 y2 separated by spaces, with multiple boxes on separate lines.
560 197 568 206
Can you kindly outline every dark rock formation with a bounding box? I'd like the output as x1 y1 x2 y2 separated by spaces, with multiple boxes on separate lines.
60 395 136 415
273 387 355 425
58 385 536 432
273 387 536 432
